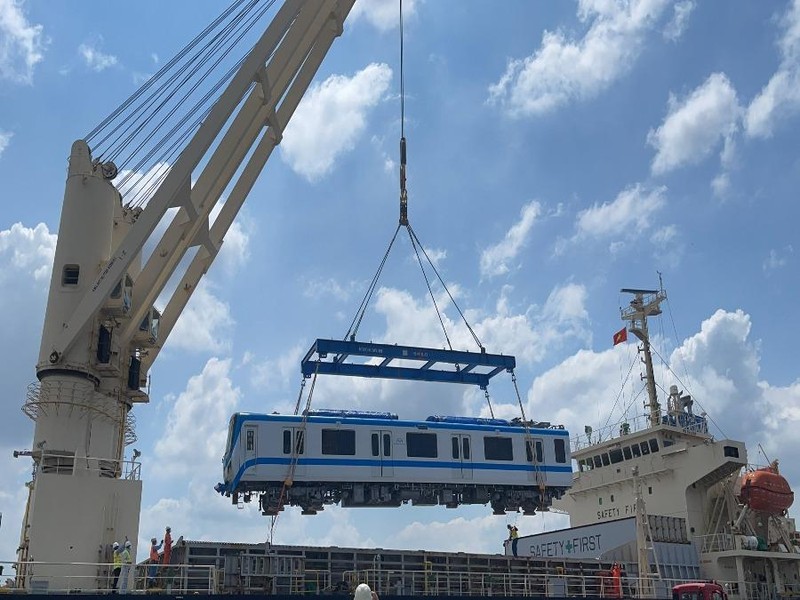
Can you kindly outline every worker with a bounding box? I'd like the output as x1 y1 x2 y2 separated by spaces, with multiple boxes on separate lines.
161 526 173 566
118 540 133 593
110 541 122 591
148 537 163 588
611 562 622 598
507 524 519 557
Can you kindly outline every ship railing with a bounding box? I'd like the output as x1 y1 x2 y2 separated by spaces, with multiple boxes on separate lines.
33 450 142 480
0 559 215 594
342 568 727 597
696 532 738 552
571 411 709 451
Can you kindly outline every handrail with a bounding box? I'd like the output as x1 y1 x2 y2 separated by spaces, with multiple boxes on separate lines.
0 560 214 594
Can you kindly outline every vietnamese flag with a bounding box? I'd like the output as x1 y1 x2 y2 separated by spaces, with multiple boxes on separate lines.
613 327 628 346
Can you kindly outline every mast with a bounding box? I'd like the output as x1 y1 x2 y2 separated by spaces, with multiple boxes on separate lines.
620 287 667 428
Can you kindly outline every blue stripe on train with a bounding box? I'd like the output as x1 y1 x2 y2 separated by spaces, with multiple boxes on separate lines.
227 456 572 492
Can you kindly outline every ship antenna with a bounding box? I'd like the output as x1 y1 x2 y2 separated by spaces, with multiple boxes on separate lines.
620 286 667 428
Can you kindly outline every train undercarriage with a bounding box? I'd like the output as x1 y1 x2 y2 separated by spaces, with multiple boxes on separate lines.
231 481 568 516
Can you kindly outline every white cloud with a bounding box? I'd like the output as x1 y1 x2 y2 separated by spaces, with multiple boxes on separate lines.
349 0 419 32
281 63 392 181
0 0 47 84
763 245 793 272
78 38 118 72
648 73 741 175
0 128 11 157
152 357 241 478
209 201 251 275
165 282 234 353
518 308 797 486
663 0 695 42
746 0 800 138
0 221 56 282
711 172 730 199
575 184 666 239
251 342 306 389
0 447 31 561
488 0 671 116
0 223 53 453
302 276 361 302
479 201 541 278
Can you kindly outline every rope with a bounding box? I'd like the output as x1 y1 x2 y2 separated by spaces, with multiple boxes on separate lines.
85 0 282 213
344 224 402 341
269 364 319 543
407 226 453 351
484 388 495 419
400 0 405 140
511 370 546 509
407 225 484 350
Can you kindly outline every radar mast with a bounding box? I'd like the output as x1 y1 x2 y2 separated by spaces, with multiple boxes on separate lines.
620 286 667 428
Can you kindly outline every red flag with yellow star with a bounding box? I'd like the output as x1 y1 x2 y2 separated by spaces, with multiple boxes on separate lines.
613 327 628 346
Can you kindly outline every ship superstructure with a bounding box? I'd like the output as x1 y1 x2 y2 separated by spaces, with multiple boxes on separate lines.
551 287 800 600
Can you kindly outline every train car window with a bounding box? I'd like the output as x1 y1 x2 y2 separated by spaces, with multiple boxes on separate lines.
452 437 459 459
609 448 623 464
246 430 255 452
554 438 567 463
525 440 544 462
623 446 632 460
484 437 513 461
321 429 356 455
283 430 291 454
283 430 304 454
406 432 438 458
371 433 379 457
383 433 391 457
463 437 470 459
640 441 650 455
631 443 641 458
649 438 659 453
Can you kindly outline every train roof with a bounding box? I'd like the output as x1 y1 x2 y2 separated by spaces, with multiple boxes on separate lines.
229 412 569 435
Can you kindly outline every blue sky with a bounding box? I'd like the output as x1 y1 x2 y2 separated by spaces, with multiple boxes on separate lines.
1 0 799 561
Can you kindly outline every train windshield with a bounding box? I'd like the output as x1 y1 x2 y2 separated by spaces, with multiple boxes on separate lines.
223 415 236 463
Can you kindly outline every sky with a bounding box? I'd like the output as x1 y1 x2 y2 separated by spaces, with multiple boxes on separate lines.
1 0 800 563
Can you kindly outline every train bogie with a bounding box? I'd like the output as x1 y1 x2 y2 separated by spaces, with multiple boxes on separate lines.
217 411 572 515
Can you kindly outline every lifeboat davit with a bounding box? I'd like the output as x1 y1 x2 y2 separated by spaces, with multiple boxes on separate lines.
737 462 794 514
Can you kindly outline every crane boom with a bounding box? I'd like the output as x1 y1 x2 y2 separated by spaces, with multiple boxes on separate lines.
20 1 355 591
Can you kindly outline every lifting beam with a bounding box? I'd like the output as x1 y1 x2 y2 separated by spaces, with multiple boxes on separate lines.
301 338 515 389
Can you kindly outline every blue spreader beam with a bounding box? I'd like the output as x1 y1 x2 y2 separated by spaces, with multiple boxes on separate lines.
301 339 516 389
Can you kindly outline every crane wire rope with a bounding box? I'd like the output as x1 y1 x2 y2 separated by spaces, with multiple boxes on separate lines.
344 223 402 342
85 0 252 145
116 1 272 188
345 0 484 357
84 0 281 211
511 370 546 509
100 0 263 164
270 362 320 543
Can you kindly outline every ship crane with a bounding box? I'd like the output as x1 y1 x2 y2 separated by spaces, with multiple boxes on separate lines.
18 0 356 590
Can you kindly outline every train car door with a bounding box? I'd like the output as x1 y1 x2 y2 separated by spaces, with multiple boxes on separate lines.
282 428 306 477
451 434 473 480
526 437 545 482
242 426 257 478
370 430 394 477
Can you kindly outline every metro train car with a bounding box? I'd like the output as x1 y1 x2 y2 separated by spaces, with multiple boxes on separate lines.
216 410 572 515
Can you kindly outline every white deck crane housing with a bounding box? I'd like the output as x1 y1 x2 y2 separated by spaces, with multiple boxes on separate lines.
18 0 355 591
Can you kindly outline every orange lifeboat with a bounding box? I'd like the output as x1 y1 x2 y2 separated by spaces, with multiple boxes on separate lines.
737 461 794 514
